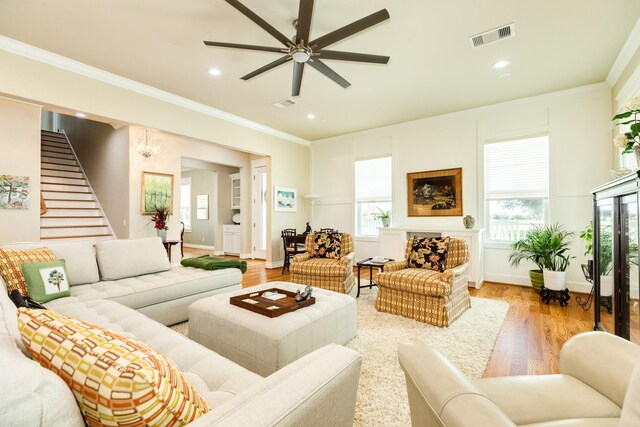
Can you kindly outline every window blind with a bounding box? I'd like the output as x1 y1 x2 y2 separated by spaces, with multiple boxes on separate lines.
485 136 549 200
355 157 392 202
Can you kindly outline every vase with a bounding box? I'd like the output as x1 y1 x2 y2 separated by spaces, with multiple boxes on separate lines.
463 215 475 229
542 269 567 291
381 217 391 227
157 229 167 242
635 146 640 169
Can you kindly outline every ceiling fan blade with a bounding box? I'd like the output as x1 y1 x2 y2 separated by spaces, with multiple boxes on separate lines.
204 41 285 53
296 0 315 45
318 50 389 64
292 62 305 97
310 9 390 50
241 56 292 80
308 59 350 88
225 0 292 47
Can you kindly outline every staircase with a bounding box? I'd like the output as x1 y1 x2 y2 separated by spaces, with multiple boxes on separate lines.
40 130 114 244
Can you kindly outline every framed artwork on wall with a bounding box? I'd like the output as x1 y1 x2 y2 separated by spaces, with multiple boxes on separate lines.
407 168 463 217
274 186 297 212
0 175 29 209
141 171 174 215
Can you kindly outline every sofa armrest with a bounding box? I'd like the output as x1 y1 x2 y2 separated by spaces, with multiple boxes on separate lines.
339 252 354 269
560 331 640 407
383 260 407 272
291 252 311 263
189 344 361 427
441 262 470 285
398 341 515 427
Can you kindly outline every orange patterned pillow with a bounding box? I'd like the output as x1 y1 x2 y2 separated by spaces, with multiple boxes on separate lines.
0 247 56 296
18 308 211 426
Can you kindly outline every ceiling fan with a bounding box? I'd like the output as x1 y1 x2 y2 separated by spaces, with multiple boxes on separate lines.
203 0 390 96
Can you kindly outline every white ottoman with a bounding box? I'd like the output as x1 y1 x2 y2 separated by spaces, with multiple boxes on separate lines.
188 281 357 376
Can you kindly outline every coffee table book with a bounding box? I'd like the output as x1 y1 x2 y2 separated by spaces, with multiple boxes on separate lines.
229 288 316 318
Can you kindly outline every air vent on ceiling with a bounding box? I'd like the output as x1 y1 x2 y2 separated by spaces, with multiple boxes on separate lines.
469 23 515 48
272 98 298 109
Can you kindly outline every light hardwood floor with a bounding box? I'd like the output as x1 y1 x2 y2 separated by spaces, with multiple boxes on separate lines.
183 247 603 378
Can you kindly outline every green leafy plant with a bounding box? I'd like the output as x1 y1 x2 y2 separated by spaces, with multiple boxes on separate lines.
371 207 391 220
579 221 613 275
612 95 640 153
509 223 574 272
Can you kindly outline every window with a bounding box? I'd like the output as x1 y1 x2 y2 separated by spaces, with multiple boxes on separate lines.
355 156 392 237
180 177 191 231
484 136 549 242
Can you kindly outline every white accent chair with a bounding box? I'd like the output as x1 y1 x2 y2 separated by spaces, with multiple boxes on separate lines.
398 332 640 426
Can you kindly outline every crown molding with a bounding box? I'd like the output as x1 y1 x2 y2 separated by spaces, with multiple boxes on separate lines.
606 17 640 87
0 35 309 146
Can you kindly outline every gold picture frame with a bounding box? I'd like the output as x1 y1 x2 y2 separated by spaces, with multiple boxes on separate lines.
141 171 174 215
407 168 462 217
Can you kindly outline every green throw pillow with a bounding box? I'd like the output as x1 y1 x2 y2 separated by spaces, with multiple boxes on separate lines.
22 260 71 303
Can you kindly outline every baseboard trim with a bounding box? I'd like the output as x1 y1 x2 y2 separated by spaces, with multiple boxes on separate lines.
183 243 215 250
213 250 225 256
486 273 592 294
265 260 284 269
239 252 252 260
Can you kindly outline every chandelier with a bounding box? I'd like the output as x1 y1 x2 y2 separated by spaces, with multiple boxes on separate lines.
133 130 163 158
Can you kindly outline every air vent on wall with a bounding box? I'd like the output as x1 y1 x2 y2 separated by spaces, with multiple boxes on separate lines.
272 98 298 109
469 23 515 48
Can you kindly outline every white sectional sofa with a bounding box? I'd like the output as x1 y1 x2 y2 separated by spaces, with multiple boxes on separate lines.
0 237 362 426
2 237 242 325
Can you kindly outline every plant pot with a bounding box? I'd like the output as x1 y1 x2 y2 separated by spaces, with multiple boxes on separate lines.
635 145 640 169
529 270 544 292
543 269 567 291
600 275 613 297
381 217 391 227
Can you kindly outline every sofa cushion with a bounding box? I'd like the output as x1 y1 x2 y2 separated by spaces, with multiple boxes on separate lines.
473 374 622 426
289 257 348 278
311 232 342 259
18 308 211 426
0 241 101 286
376 268 451 296
47 266 241 311
0 247 56 296
408 236 450 272
96 237 170 280
22 259 71 303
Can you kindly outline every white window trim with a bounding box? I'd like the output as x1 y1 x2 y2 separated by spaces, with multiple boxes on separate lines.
181 177 192 232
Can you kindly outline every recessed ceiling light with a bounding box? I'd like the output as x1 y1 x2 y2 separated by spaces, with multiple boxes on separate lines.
493 60 510 69
307 113 316 120
75 112 86 118
208 68 221 76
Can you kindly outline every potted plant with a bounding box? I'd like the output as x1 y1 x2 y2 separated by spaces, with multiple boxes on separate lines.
150 204 170 242
540 224 574 291
508 225 548 291
612 95 640 166
372 208 392 227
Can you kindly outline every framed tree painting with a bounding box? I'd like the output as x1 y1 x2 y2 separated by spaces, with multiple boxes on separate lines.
0 175 29 209
407 168 462 217
141 171 173 215
274 186 297 212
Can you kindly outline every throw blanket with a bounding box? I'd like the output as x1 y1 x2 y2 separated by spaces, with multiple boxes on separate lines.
181 255 247 274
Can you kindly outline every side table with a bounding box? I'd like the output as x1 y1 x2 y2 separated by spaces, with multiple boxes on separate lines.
356 258 393 298
163 240 180 262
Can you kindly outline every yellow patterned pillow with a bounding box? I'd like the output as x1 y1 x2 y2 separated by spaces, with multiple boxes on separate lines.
0 247 56 296
18 308 211 426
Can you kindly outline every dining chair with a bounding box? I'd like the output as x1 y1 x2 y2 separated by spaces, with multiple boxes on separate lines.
319 228 339 234
180 221 185 258
281 228 303 273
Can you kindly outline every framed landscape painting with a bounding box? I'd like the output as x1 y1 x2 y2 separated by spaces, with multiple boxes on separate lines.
407 168 462 217
141 171 173 215
0 175 29 209
274 186 297 212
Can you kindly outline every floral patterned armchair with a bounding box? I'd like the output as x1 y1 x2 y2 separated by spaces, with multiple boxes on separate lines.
290 232 355 294
374 237 471 327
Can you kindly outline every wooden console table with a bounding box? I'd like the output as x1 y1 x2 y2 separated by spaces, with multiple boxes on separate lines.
378 227 484 288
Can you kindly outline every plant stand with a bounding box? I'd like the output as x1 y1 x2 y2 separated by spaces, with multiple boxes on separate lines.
575 262 613 313
540 286 570 307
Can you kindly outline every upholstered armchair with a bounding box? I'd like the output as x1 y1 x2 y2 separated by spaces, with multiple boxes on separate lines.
374 237 470 327
398 332 640 427
290 232 355 294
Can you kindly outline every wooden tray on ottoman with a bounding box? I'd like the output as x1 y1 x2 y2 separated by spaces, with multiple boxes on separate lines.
229 287 316 318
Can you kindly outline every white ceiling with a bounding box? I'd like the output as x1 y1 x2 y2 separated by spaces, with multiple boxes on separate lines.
1 0 639 140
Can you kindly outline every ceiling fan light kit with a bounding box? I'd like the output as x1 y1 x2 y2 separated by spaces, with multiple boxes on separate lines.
203 0 390 96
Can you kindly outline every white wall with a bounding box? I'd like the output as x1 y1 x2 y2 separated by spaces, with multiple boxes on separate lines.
311 84 612 292
0 97 41 243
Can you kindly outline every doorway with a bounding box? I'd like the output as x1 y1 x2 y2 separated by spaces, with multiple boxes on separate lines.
252 159 268 259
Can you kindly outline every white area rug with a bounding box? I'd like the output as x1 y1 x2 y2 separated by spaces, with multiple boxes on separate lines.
171 286 509 427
